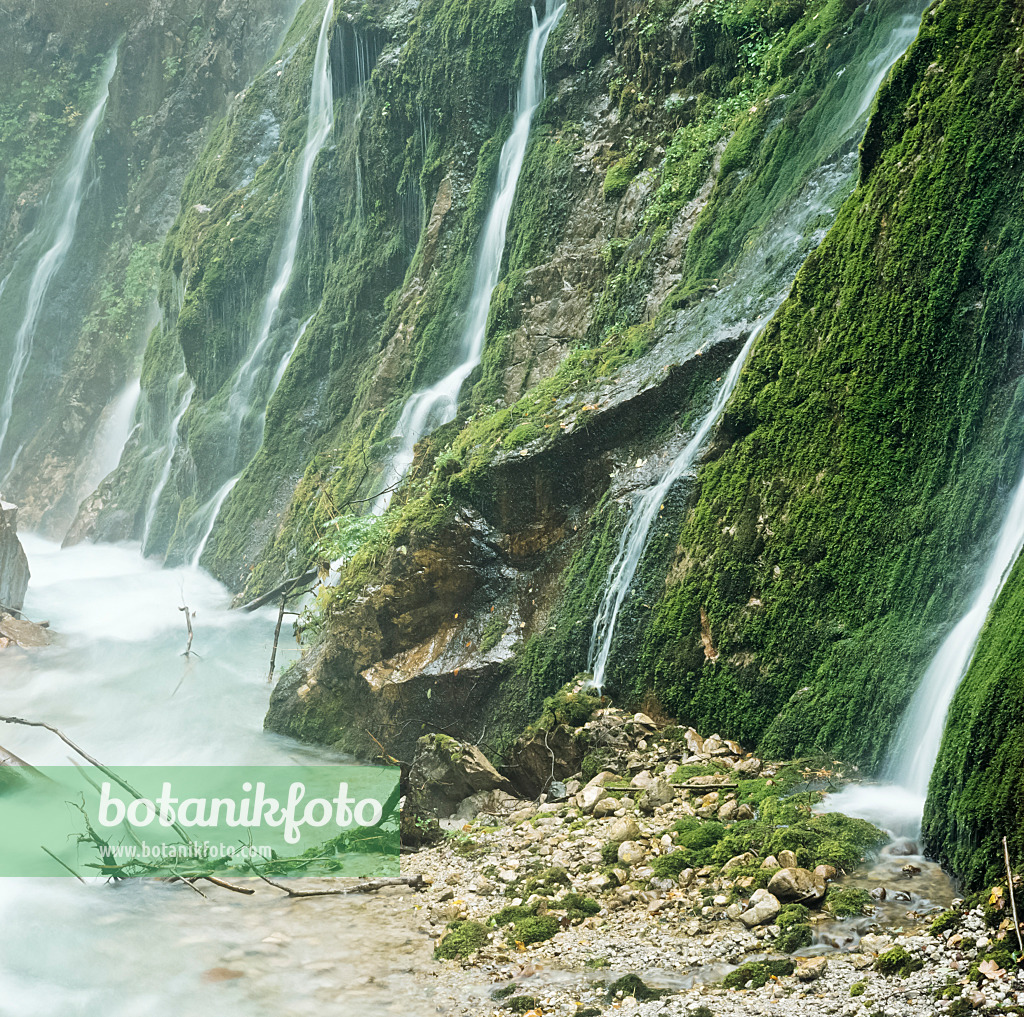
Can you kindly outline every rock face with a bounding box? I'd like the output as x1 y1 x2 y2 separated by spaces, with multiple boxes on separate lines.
0 502 29 613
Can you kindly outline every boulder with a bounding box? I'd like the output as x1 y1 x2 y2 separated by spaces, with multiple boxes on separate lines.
501 722 586 798
734 757 763 776
739 889 781 927
577 785 606 813
0 502 29 614
406 734 518 819
768 867 826 903
778 849 799 868
0 614 51 648
453 789 520 822
592 796 618 818
717 799 738 822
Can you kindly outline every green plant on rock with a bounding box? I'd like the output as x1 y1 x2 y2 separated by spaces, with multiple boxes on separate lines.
824 886 873 918
721 959 794 989
434 919 490 959
605 974 666 1001
873 946 924 977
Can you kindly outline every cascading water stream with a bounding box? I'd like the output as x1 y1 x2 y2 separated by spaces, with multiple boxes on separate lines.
584 11 923 693
74 378 142 506
587 324 764 690
827 460 1024 837
226 0 335 447
371 0 567 515
0 48 118 469
188 1 334 565
141 377 195 550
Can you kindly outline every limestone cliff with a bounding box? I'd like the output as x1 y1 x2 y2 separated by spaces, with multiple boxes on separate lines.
0 501 30 613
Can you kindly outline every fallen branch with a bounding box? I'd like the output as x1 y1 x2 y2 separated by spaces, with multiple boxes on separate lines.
1003 836 1024 954
0 715 195 847
267 594 286 683
240 569 318 612
179 605 196 657
256 872 424 898
201 875 256 895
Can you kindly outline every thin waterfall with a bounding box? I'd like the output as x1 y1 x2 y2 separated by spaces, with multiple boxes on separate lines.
826 465 1024 838
190 0 335 566
372 0 567 515
226 0 335 452
887 470 1024 796
584 13 923 694
271 312 315 393
141 376 195 550
587 324 764 691
0 48 119 468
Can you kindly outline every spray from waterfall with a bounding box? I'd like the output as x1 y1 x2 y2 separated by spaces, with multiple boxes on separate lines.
189 0 334 566
587 325 764 691
0 47 119 468
371 0 567 515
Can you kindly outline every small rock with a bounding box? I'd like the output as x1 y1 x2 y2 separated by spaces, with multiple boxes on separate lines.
607 817 641 844
768 867 825 903
739 889 781 927
592 797 618 818
796 957 828 982
618 841 646 866
777 850 799 869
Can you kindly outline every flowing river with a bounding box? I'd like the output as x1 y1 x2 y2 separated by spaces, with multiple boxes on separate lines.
0 536 438 1016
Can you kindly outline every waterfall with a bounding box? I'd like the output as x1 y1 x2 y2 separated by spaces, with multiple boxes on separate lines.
588 324 764 691
192 476 240 567
826 468 1024 838
0 48 118 469
584 12 923 694
271 312 315 393
80 378 142 494
371 0 567 515
889 472 1024 795
141 376 195 550
226 0 335 451
189 0 334 565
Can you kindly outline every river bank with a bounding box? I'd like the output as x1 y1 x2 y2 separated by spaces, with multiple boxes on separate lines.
401 699 1024 1016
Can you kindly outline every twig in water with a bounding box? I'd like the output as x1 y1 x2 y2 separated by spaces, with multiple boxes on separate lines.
1003 836 1024 954
267 594 286 683
201 875 256 895
178 605 197 657
0 715 195 847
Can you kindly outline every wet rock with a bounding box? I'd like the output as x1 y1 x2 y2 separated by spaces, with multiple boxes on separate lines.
406 734 518 819
768 867 825 903
453 789 520 822
739 889 781 927
735 803 755 821
814 864 838 880
0 502 30 614
717 799 738 822
778 850 799 868
637 778 674 812
0 614 51 648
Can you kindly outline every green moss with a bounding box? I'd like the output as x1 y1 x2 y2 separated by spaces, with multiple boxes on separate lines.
775 922 812 952
605 974 666 1001
434 919 490 959
823 886 873 918
873 946 924 977
504 997 539 1014
650 852 689 879
603 151 643 200
928 910 959 937
850 981 866 996
636 0 1024 793
506 914 560 945
721 959 794 989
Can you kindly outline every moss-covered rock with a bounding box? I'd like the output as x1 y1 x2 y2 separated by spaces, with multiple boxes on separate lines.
873 945 924 977
434 919 491 959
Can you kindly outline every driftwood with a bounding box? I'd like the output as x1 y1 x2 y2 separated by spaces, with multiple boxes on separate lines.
0 715 195 846
178 605 197 657
256 872 425 898
240 569 318 612
267 595 286 683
